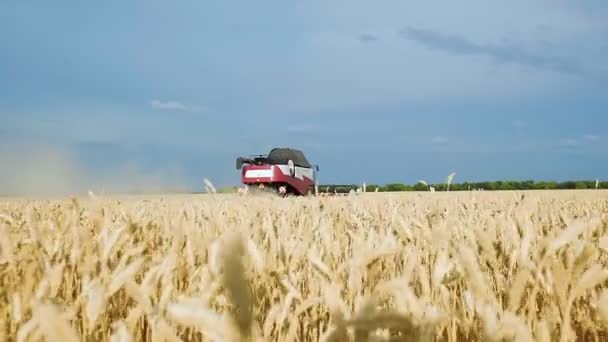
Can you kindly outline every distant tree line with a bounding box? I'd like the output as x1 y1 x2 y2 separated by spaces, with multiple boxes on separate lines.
319 180 608 193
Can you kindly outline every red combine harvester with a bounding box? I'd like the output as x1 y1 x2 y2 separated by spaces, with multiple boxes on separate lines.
236 147 319 196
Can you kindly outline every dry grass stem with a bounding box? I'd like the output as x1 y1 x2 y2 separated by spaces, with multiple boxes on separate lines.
0 190 606 341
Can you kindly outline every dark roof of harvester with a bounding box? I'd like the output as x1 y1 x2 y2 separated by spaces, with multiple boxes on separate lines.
267 147 311 168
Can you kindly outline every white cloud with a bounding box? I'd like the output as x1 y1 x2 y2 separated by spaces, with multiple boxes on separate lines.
512 120 527 129
286 124 316 134
431 136 449 145
556 135 601 149
584 134 600 142
150 99 207 112
562 138 579 147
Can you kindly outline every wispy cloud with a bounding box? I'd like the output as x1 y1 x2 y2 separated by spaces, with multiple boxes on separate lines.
584 134 600 142
398 27 583 75
286 124 316 134
431 136 449 145
358 33 378 43
560 138 579 148
556 135 601 150
512 119 527 129
150 99 207 112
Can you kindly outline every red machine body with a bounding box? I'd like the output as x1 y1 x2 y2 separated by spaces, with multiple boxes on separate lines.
236 147 318 196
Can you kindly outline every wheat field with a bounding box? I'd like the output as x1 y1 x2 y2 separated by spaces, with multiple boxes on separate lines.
1 190 607 341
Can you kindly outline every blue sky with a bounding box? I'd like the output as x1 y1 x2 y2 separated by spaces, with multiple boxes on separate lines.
1 0 607 193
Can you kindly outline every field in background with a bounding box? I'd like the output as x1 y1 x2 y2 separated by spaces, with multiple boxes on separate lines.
1 190 607 341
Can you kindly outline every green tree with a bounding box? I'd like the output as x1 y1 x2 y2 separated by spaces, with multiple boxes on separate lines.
384 183 409 192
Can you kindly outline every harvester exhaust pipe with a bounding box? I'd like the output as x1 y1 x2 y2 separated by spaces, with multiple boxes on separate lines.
236 157 251 170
